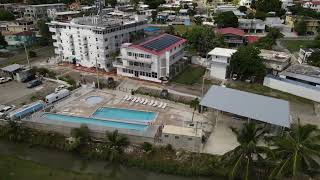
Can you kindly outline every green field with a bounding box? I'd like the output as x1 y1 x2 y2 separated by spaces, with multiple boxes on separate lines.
0 155 105 180
280 40 314 52
172 65 206 85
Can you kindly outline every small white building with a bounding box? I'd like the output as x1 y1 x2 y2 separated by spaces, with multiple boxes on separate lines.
240 0 252 7
303 1 320 12
207 47 237 80
24 3 66 19
113 34 187 83
238 18 266 33
298 48 320 63
161 125 203 152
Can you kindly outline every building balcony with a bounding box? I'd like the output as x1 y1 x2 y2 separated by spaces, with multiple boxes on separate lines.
49 27 56 32
53 42 58 47
211 58 229 64
113 61 152 72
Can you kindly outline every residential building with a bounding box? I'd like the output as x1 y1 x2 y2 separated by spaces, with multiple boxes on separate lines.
48 11 81 21
3 31 36 47
0 19 34 34
298 48 320 63
215 4 237 14
207 47 237 80
24 3 66 19
48 15 147 71
113 34 187 83
0 3 27 18
161 125 203 152
264 64 320 102
285 15 320 34
217 27 245 47
238 18 266 33
259 49 291 74
264 17 292 32
303 1 320 12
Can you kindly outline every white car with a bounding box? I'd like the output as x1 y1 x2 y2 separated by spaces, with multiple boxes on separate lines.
0 77 12 84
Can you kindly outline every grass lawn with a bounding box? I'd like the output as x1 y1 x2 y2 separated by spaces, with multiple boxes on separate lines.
280 40 314 53
172 65 206 85
226 81 313 105
173 25 197 36
0 155 105 180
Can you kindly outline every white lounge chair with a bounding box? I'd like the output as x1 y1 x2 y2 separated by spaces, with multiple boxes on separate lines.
158 102 163 108
127 96 132 101
162 103 167 109
135 97 141 103
149 100 154 106
152 101 158 107
131 97 137 102
123 95 128 100
143 99 149 105
140 98 145 104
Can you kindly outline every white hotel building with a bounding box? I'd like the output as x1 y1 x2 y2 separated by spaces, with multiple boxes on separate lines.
113 34 187 83
48 15 146 71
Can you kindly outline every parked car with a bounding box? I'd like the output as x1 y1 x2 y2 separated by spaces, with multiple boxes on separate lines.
27 79 42 88
0 77 12 84
0 105 16 118
21 74 35 83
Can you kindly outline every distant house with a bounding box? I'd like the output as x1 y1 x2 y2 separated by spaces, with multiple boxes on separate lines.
3 31 36 47
207 47 237 80
298 48 320 63
286 15 320 35
259 49 291 75
24 3 66 20
217 27 245 47
238 18 266 33
303 1 320 12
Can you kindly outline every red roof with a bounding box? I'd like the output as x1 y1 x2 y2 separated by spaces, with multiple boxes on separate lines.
304 1 320 5
129 34 186 56
246 35 259 44
217 27 245 37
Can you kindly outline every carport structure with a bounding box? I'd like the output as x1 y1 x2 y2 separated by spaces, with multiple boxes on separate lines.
200 85 290 128
0 64 22 78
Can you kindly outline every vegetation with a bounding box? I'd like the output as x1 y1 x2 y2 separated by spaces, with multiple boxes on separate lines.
105 130 129 162
0 10 15 21
184 26 225 57
214 11 238 28
307 51 320 68
172 65 205 85
37 19 51 46
31 66 56 79
254 28 284 49
58 75 77 90
238 6 247 13
230 46 266 81
280 39 314 52
294 20 307 35
144 0 165 9
288 4 320 19
0 32 8 48
253 0 285 17
28 50 37 58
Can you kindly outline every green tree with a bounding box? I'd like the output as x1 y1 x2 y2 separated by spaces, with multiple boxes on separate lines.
28 50 37 58
214 11 238 28
307 51 320 67
71 124 90 144
230 46 266 81
294 19 307 35
255 0 285 17
106 0 117 7
105 130 129 162
255 11 267 20
238 6 247 13
268 122 320 179
194 16 203 25
37 19 51 46
254 28 283 49
184 26 225 57
0 10 15 21
222 123 270 180
0 32 8 48
144 0 165 9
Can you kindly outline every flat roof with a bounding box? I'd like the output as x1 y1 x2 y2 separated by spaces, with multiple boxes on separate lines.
1 64 21 72
280 64 320 84
208 47 237 57
259 49 290 62
200 85 290 127
162 125 202 137
130 34 186 55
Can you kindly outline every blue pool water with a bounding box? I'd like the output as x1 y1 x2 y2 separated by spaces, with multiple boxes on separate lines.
92 107 156 122
42 113 147 131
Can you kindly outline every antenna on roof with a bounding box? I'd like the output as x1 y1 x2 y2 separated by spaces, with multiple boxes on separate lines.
96 0 102 22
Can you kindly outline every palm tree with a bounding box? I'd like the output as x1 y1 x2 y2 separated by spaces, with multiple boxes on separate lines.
222 122 270 180
105 130 129 162
268 122 320 179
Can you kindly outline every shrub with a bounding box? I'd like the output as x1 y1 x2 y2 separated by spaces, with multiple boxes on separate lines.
28 50 37 58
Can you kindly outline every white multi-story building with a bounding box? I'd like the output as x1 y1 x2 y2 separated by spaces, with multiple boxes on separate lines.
298 48 320 63
303 1 320 12
24 3 66 19
48 15 147 71
113 34 187 83
207 47 237 80
238 18 266 33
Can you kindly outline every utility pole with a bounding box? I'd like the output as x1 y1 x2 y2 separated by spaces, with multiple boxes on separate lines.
95 58 100 89
24 43 30 68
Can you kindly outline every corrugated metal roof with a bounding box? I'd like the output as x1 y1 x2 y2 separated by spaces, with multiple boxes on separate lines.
1 64 21 72
200 85 290 127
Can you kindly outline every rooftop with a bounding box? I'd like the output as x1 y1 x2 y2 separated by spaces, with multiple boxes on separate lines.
259 49 291 62
55 11 80 16
281 64 320 81
130 34 186 55
208 47 237 57
217 27 245 37
29 3 65 7
200 85 290 127
1 64 22 72
162 125 202 137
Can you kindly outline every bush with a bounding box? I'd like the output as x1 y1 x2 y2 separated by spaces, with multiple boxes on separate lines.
58 75 77 90
28 50 37 58
32 66 56 79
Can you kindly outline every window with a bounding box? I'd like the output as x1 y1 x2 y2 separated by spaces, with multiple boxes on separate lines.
175 136 179 139
96 38 98 41
127 52 132 56
188 138 192 141
164 135 169 138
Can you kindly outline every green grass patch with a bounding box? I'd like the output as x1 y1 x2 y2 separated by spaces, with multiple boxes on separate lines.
0 154 105 180
172 66 206 85
226 81 313 105
280 40 314 53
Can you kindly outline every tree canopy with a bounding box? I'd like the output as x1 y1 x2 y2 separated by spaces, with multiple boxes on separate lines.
229 46 266 81
254 28 283 49
214 11 238 28
144 0 166 9
37 19 51 46
254 0 285 17
307 51 320 68
184 26 225 57
0 10 15 21
294 19 307 35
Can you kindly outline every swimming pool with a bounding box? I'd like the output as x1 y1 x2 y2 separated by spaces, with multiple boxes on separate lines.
91 107 156 122
42 113 148 131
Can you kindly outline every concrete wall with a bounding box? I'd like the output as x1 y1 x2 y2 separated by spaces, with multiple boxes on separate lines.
161 132 202 152
263 76 320 102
